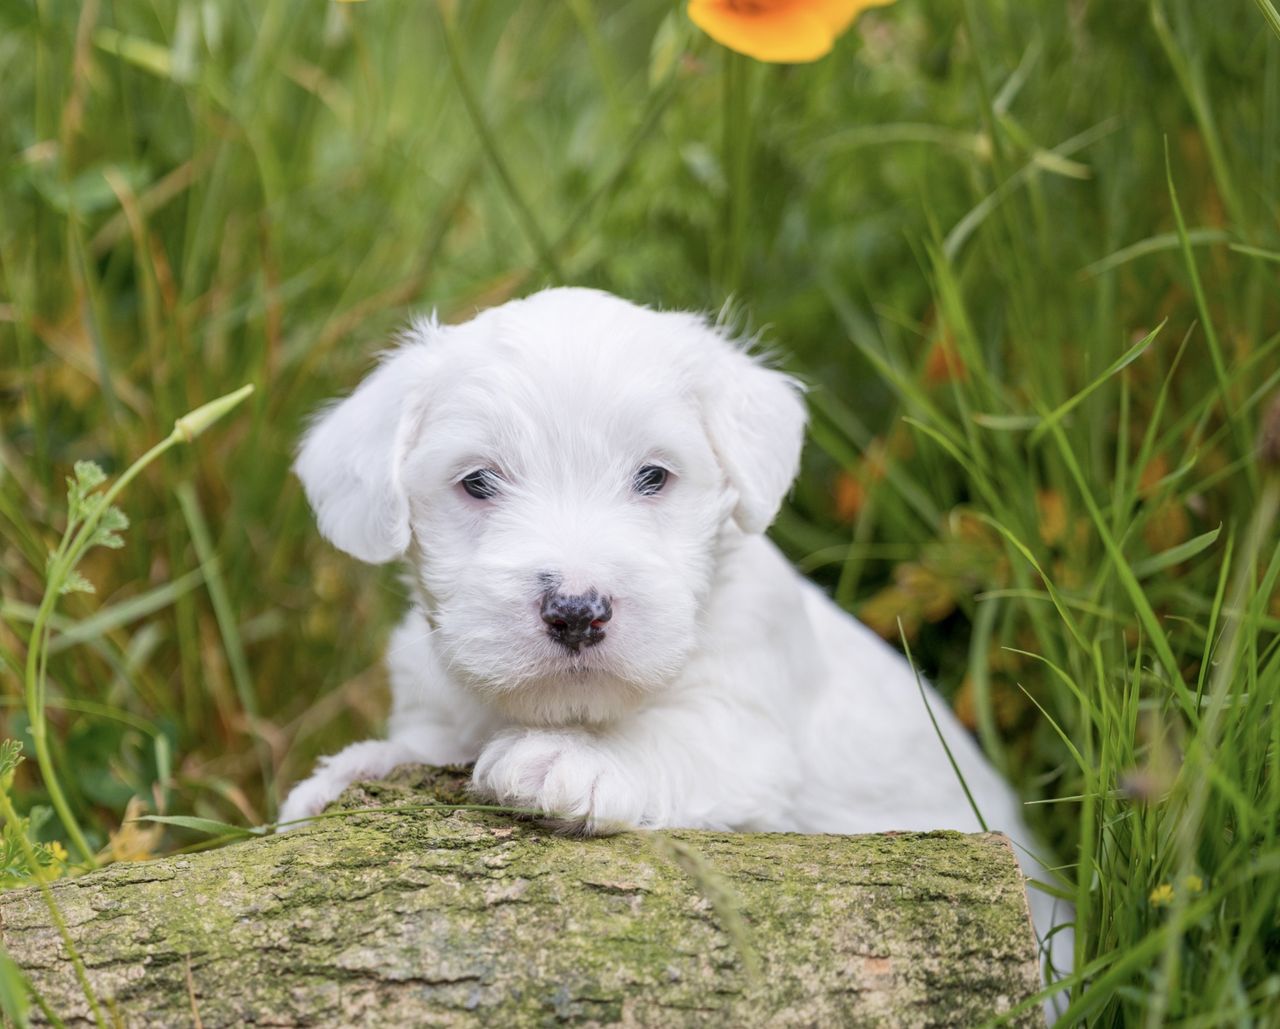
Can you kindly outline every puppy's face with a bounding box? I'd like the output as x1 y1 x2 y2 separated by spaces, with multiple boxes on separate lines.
297 289 806 724
400 326 729 722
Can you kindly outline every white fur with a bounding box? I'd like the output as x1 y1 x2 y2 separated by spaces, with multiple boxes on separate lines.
282 287 1069 982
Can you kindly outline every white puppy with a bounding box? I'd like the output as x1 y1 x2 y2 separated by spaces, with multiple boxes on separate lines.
281 287 1064 973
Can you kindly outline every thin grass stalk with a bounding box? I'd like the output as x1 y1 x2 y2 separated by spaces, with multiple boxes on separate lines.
176 482 276 816
958 0 1009 175
435 1 564 283
552 68 682 253
22 433 178 865
1165 142 1256 495
1257 0 1280 40
1150 1 1247 233
1 937 67 1029
0 788 104 1028
564 0 623 121
721 49 753 297
1048 421 1191 712
900 624 988 831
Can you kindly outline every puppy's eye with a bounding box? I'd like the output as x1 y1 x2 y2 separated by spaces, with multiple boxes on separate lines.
633 465 669 496
460 469 501 500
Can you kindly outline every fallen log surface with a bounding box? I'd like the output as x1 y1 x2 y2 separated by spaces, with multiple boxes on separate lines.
0 766 1043 1026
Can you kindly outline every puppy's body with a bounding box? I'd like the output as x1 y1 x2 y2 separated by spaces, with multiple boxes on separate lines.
281 287 1062 969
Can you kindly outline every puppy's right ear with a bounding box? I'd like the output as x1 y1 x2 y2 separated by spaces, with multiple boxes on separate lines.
700 337 808 536
294 335 436 564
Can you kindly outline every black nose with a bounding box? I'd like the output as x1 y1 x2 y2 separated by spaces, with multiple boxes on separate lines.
541 589 612 651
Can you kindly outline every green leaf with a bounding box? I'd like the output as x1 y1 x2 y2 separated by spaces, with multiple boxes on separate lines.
97 506 128 533
1133 526 1223 579
72 461 106 492
1228 242 1280 265
25 806 51 837
66 460 108 520
0 740 22 786
135 815 266 838
1254 0 1280 45
46 568 204 655
30 163 151 218
89 509 129 550
1082 229 1230 278
1048 420 1194 715
58 570 95 596
1028 321 1166 445
92 26 173 79
971 413 1042 431
0 947 31 1029
649 10 692 89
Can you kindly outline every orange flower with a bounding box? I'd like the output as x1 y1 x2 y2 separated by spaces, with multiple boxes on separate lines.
687 0 895 64
833 471 866 522
923 334 969 386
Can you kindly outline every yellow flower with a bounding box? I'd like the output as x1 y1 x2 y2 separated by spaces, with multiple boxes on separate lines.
49 841 68 863
1149 883 1175 906
1183 874 1204 894
687 0 896 64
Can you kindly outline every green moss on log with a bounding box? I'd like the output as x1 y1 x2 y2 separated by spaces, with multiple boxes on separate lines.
0 766 1043 1026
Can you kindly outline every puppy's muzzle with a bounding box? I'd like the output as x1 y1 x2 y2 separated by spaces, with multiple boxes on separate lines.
541 589 612 652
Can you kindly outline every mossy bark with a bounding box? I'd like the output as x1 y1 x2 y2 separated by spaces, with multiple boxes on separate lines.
0 766 1043 1027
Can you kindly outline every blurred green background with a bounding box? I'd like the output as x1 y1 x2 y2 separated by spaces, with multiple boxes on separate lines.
3 0 1280 1022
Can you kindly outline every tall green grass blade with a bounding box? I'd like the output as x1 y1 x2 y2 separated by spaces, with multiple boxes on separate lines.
900 623 988 832
1028 320 1166 444
649 834 762 983
1047 422 1193 714
1004 648 1103 726
136 814 266 839
1083 230 1230 278
944 119 1119 261
43 569 205 654
1165 140 1254 492
1014 682 1086 774
967 597 1006 772
0 946 33 1029
1151 1 1246 229
1229 242 1280 265
1131 525 1222 580
435 4 563 283
968 511 1090 653
1257 0 1280 38
175 481 275 815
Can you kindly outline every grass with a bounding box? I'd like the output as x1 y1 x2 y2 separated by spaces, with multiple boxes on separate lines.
1 0 1278 1024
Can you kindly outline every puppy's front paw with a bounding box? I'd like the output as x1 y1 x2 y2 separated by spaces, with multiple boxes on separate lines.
472 729 647 835
278 772 345 829
277 739 417 830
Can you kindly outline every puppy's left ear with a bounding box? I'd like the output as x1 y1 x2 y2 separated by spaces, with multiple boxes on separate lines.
701 337 807 535
294 332 437 564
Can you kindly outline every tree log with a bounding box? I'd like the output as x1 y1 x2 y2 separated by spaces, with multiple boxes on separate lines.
0 766 1043 1026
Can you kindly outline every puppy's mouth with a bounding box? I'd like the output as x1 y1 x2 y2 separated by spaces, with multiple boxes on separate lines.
548 637 607 671
545 624 608 654
540 628 627 681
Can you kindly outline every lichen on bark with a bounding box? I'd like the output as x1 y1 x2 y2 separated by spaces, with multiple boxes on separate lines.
0 765 1043 1026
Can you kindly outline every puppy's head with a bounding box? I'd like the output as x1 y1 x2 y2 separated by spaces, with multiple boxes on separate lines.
296 288 805 723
